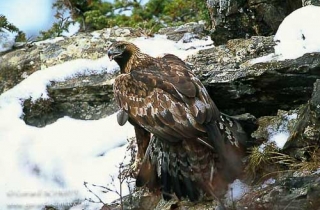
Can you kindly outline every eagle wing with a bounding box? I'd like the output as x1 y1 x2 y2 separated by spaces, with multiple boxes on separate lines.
113 54 220 143
110 42 246 201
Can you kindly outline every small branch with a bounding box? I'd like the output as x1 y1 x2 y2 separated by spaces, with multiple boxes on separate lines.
84 181 106 205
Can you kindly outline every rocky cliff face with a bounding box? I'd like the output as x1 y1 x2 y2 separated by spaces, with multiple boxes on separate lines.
1 9 320 210
205 0 320 45
205 0 303 45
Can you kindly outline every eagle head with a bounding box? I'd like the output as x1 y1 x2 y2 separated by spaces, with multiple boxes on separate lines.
107 41 140 73
108 41 128 61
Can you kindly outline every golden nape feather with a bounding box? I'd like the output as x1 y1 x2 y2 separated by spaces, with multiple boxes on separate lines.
108 41 248 202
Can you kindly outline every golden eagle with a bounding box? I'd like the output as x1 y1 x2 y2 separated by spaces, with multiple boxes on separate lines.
108 41 247 201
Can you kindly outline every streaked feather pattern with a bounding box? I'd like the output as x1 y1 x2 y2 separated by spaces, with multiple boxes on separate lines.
108 41 247 201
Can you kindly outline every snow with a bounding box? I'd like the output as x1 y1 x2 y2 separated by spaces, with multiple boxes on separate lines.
250 5 320 64
0 30 16 52
314 168 320 175
258 112 297 152
0 56 119 112
274 5 320 60
132 34 213 60
226 179 250 202
2 115 135 210
249 53 278 65
267 113 297 149
0 35 212 209
269 132 289 149
261 178 276 189
0 54 133 209
35 37 65 45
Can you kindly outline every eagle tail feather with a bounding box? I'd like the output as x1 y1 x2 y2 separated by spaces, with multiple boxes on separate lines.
136 120 246 201
171 172 183 199
206 118 246 183
161 166 172 200
205 122 228 164
137 136 202 201
176 144 200 201
182 176 199 202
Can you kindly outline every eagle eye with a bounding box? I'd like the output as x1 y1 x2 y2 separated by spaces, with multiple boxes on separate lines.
120 45 126 51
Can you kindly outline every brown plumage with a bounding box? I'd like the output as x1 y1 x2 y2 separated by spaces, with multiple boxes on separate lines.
108 41 247 201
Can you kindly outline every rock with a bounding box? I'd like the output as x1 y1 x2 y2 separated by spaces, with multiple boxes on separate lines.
310 79 320 118
187 36 320 117
206 0 302 45
250 2 285 31
0 27 143 95
23 97 63 128
0 44 40 93
13 34 320 129
158 22 206 41
23 74 117 127
106 192 161 210
236 176 320 210
188 36 275 79
36 32 109 68
282 79 320 159
303 0 320 6
109 26 145 37
251 109 297 143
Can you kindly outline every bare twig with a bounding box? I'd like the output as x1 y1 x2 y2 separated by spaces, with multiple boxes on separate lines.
84 141 137 209
84 181 106 205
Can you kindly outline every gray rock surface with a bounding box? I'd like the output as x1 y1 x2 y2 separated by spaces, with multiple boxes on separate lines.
206 0 302 45
187 36 320 117
23 74 117 127
236 176 320 210
303 0 320 6
0 27 143 95
158 22 206 41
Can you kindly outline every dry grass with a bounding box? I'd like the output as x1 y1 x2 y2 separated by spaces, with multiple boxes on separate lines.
296 146 320 173
246 143 320 183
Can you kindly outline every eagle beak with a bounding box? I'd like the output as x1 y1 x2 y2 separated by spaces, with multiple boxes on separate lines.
107 48 121 61
107 50 114 61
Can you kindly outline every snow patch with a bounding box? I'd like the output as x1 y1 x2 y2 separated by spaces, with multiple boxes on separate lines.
313 168 320 175
0 30 16 52
261 178 276 189
35 37 65 45
250 5 320 64
274 5 320 60
269 132 289 149
226 179 250 202
132 34 213 60
249 53 278 65
0 56 117 108
267 113 297 149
